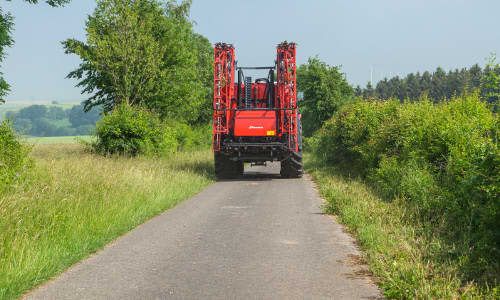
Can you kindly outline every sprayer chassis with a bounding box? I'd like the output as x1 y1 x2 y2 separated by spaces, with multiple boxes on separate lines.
213 42 303 178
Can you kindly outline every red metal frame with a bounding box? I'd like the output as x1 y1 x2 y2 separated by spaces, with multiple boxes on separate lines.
213 43 235 151
277 42 298 152
213 42 298 153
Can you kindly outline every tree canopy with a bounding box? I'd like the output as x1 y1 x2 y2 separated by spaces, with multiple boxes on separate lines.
356 59 500 109
297 57 354 137
63 0 213 124
9 0 71 6
0 8 13 104
482 54 500 109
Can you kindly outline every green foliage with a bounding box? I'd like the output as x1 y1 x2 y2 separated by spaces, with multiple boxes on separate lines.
63 0 213 124
166 121 211 151
46 106 65 120
14 0 71 6
92 104 177 156
360 61 500 107
68 104 101 127
0 121 32 191
297 57 354 137
191 33 215 124
0 8 13 104
482 53 500 109
312 93 499 283
306 156 499 299
8 104 102 137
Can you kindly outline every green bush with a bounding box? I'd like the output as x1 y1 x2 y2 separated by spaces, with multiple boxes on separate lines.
370 156 444 219
92 104 178 156
312 92 500 280
167 121 211 151
0 121 32 192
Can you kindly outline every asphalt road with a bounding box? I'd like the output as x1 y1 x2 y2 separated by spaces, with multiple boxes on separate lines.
25 163 381 300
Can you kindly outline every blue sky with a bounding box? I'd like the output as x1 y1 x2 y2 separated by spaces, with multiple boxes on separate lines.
2 0 500 102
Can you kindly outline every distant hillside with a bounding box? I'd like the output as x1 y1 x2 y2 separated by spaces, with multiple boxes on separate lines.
1 103 102 137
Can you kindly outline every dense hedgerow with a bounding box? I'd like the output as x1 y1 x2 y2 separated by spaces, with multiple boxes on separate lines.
91 104 211 156
312 92 499 281
0 121 32 192
166 121 212 151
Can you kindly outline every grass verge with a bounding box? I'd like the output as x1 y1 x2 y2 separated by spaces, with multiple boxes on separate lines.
0 143 214 299
305 154 499 299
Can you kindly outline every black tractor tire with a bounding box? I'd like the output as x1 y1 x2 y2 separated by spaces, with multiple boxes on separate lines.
280 150 303 178
281 116 303 178
214 152 244 179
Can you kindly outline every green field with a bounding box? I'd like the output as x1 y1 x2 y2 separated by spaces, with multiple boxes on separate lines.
23 135 94 144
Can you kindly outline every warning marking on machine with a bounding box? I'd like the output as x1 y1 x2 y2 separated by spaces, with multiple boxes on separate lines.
267 131 275 136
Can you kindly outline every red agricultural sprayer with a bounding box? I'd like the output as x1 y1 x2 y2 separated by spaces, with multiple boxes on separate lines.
213 42 303 178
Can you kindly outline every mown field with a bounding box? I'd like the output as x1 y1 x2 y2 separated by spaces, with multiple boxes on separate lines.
0 143 214 300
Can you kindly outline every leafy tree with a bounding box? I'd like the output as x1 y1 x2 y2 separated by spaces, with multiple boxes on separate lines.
32 118 57 136
46 106 65 120
63 0 166 111
191 33 214 124
481 54 500 109
387 76 403 100
68 104 101 127
297 57 353 137
12 118 32 133
469 64 483 89
14 0 71 5
0 8 13 104
0 1 71 104
360 61 499 106
363 81 374 99
63 0 210 124
55 126 75 136
354 85 362 97
419 71 432 96
431 67 446 101
16 104 47 120
375 78 388 99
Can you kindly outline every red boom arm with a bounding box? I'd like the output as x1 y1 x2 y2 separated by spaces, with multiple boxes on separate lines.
277 42 298 152
213 43 235 151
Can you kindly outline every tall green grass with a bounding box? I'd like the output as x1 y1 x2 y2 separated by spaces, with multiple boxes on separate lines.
306 157 499 299
0 144 214 299
307 92 499 298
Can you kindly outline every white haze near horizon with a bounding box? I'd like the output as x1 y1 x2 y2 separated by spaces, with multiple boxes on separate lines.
2 0 500 102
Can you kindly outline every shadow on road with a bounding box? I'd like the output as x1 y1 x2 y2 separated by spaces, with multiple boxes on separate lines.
216 172 283 182
216 162 286 182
